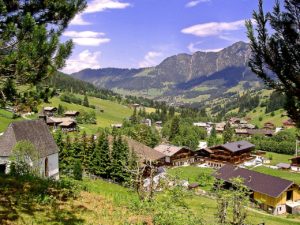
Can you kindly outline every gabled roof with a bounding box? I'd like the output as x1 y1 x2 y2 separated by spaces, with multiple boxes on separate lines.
64 111 79 116
221 140 255 153
107 136 165 162
0 120 59 158
154 144 190 157
214 164 294 198
44 107 57 111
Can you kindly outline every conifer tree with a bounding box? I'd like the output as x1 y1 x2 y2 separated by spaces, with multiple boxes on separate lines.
223 122 234 144
83 94 89 107
73 159 83 180
170 116 180 141
246 0 300 127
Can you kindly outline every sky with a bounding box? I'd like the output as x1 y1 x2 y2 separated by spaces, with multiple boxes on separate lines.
61 0 280 74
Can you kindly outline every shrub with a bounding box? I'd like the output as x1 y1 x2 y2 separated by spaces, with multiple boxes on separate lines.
73 160 83 180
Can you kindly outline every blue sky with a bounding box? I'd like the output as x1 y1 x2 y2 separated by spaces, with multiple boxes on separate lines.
61 0 279 74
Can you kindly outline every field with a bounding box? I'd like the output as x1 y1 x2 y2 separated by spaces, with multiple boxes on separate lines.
1 175 299 225
0 109 23 133
264 152 293 166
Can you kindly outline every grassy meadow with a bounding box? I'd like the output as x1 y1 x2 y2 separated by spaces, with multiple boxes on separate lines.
1 175 299 225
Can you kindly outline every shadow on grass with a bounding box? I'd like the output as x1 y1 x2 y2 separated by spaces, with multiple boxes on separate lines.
0 175 87 225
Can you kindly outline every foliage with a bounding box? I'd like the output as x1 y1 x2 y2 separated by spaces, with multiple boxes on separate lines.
0 1 86 105
77 110 97 124
265 91 286 113
73 159 83 181
222 122 234 144
10 140 40 176
246 0 300 127
122 123 161 148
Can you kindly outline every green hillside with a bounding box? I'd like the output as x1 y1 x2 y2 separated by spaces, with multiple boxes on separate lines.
41 94 133 134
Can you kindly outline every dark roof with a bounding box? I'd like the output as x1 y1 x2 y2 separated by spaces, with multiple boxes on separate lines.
247 129 274 136
0 120 59 158
108 136 165 163
214 164 294 198
221 140 255 153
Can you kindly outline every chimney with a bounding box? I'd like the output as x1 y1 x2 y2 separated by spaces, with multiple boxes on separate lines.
248 176 252 182
238 144 242 148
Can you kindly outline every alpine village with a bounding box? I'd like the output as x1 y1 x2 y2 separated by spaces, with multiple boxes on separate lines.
0 0 299 225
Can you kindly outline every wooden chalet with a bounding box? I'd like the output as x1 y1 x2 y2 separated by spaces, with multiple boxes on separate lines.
283 119 296 128
64 111 80 118
46 117 77 132
215 165 300 215
107 136 165 166
215 122 226 133
42 107 57 116
235 129 274 137
290 156 300 172
154 144 195 166
263 122 276 130
197 140 255 168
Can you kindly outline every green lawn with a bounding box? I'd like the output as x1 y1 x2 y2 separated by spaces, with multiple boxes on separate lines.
0 109 23 133
168 166 214 183
264 152 293 166
252 166 300 184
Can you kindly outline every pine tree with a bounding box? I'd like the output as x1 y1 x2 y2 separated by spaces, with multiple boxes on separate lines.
223 122 234 144
0 1 86 103
170 116 180 141
246 0 300 127
57 104 65 115
2 78 17 102
83 94 89 107
73 159 83 180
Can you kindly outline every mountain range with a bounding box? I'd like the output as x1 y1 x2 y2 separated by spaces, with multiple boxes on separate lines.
71 42 263 105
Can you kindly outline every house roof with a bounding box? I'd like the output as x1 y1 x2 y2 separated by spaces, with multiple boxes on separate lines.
247 129 274 136
154 144 190 157
214 164 294 198
107 136 165 162
44 107 57 111
58 121 76 127
64 111 79 116
0 120 59 158
276 163 291 169
47 117 75 124
221 140 255 153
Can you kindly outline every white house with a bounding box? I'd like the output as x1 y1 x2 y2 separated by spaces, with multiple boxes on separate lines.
0 120 59 179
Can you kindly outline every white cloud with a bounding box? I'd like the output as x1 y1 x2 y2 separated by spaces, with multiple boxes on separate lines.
62 50 101 74
188 42 223 53
70 14 91 26
139 51 163 68
85 0 131 13
186 0 210 8
70 0 131 26
188 41 223 53
181 20 246 37
64 31 105 38
63 31 110 46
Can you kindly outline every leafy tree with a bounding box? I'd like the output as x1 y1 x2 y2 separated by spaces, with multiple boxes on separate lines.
246 0 300 127
10 140 40 176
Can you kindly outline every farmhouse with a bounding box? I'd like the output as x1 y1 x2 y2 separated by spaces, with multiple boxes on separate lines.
46 117 77 132
154 144 195 166
263 122 276 130
215 165 300 215
0 120 59 179
42 107 57 116
283 119 296 128
197 140 255 168
64 111 80 118
290 156 300 172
